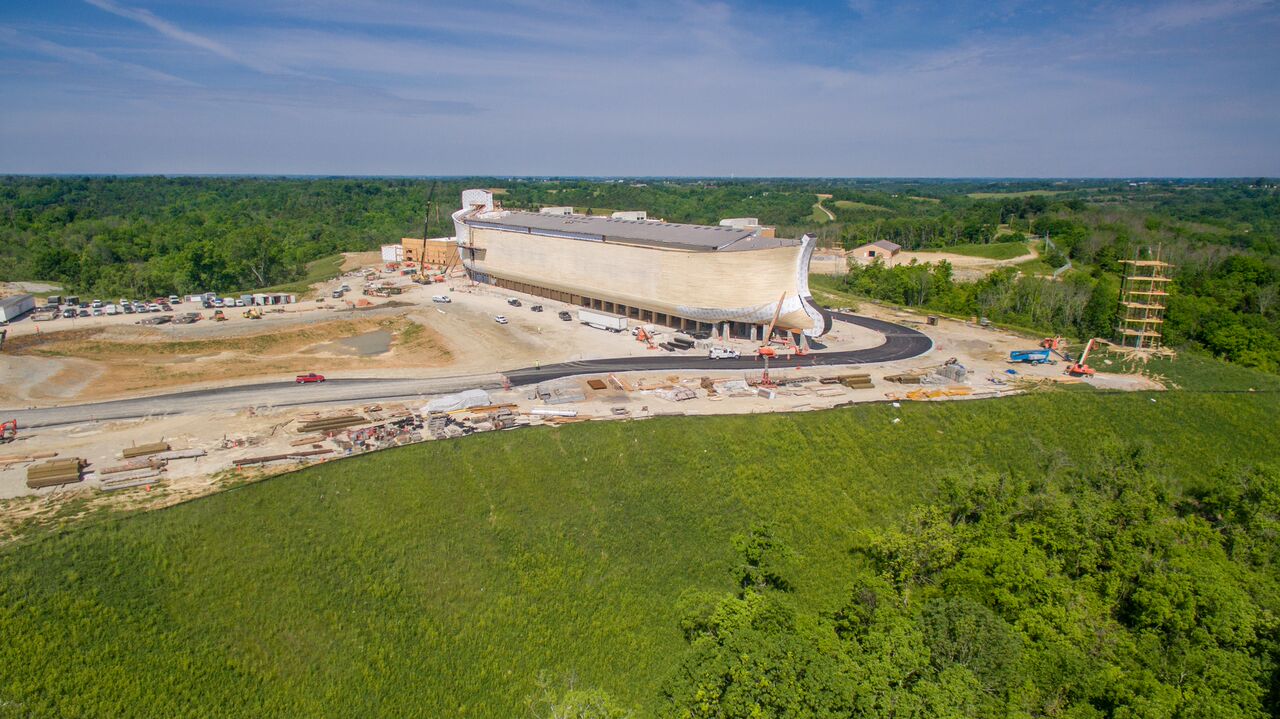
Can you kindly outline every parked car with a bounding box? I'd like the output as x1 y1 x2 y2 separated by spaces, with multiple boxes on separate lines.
61 308 76 318
168 295 180 304
493 315 509 324
530 304 543 312
506 297 522 307
708 346 740 359
234 299 245 307
558 311 573 321
295 373 326 384
431 295 452 303
91 307 103 316
78 309 90 317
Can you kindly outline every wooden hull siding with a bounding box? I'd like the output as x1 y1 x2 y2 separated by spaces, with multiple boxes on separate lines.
452 200 830 338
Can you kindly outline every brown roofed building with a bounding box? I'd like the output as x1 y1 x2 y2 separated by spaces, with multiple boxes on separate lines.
850 240 902 267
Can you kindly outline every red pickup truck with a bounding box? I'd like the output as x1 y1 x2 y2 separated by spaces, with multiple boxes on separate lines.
295 373 326 384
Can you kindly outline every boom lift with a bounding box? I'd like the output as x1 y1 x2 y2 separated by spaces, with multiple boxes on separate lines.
1066 338 1099 377
756 292 787 358
0 419 16 444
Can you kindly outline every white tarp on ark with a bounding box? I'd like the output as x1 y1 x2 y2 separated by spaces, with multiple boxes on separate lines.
422 389 491 414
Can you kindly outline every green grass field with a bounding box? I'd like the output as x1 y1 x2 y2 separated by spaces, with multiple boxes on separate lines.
247 254 345 297
2 386 1277 716
966 190 1067 199
832 200 890 212
930 240 1031 260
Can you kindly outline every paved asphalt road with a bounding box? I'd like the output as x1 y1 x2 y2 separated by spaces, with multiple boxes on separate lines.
503 312 933 384
6 313 931 428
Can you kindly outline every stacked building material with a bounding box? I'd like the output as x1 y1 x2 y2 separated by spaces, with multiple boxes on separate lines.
425 412 449 439
233 449 333 467
0 451 57 467
98 468 164 487
296 415 366 434
122 442 171 459
26 458 84 489
98 457 165 475
837 373 874 390
535 380 586 405
153 449 207 461
884 371 926 384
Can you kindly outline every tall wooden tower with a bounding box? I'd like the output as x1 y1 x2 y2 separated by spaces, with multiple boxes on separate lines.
1116 247 1172 350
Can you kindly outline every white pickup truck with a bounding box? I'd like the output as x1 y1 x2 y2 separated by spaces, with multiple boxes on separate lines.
707 346 740 359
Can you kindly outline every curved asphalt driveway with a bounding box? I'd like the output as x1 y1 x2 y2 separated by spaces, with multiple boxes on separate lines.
504 312 932 385
6 313 931 428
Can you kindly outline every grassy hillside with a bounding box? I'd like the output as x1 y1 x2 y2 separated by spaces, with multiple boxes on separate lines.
930 240 1031 260
2 388 1278 717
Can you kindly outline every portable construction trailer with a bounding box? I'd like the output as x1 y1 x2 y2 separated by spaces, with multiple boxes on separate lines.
0 294 36 322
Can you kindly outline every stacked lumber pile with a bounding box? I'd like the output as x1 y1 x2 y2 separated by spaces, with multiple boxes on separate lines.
26 458 84 489
884 370 927 384
0 451 58 467
233 448 332 467
905 386 972 400
122 442 170 459
833 373 874 390
296 415 366 434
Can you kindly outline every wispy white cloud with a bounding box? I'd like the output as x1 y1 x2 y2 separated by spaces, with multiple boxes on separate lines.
0 25 194 85
83 0 285 73
1124 0 1269 33
2 0 1277 175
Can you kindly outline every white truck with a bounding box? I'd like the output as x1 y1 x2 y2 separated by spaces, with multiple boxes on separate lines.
577 309 627 332
707 346 740 359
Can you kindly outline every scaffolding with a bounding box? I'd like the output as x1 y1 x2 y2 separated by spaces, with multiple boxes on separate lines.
1116 247 1172 351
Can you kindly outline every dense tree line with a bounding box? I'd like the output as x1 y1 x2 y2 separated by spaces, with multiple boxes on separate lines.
0 176 463 297
661 450 1280 718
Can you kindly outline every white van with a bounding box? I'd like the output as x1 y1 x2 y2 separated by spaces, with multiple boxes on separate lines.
105 304 118 316
708 346 740 359
431 295 451 303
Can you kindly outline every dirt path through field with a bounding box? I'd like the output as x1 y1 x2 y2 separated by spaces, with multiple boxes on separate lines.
814 194 835 221
896 243 1040 281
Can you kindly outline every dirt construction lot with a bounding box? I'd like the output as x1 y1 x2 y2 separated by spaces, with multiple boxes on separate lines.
0 257 1162 523
0 266 883 406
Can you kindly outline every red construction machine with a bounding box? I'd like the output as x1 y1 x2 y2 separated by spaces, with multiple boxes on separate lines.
1066 338 1099 377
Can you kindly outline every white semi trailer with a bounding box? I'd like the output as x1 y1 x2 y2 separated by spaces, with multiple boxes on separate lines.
577 309 627 332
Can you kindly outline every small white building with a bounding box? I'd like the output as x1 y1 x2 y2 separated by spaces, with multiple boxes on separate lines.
610 210 648 221
381 244 405 263
539 206 574 216
850 240 902 267
0 293 36 322
719 217 760 229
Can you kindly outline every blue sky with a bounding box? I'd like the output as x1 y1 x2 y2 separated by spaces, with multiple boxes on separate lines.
1 0 1278 176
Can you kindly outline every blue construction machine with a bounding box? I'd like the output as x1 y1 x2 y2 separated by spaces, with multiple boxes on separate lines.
1009 348 1054 364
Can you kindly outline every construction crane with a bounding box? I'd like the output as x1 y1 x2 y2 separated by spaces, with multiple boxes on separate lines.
1066 338 1099 377
0 419 16 444
413 182 439 284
